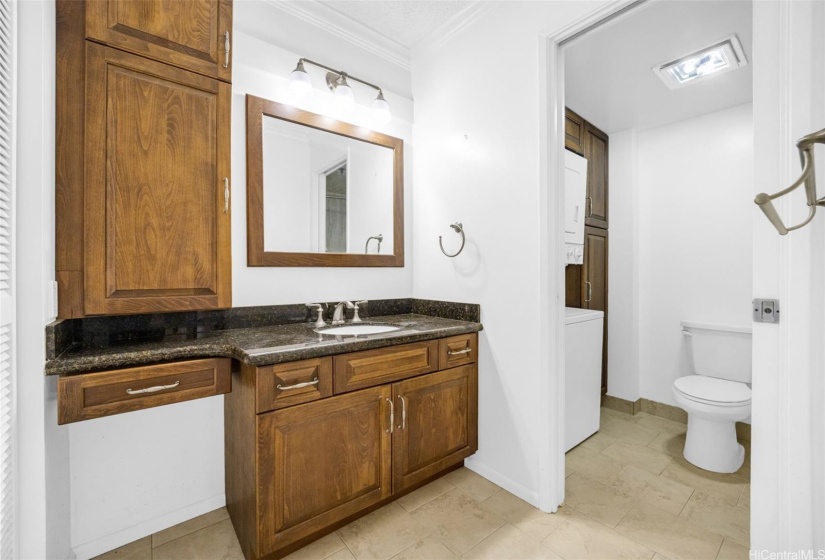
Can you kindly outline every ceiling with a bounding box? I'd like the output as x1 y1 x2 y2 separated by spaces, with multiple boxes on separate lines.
318 1 473 49
565 0 753 134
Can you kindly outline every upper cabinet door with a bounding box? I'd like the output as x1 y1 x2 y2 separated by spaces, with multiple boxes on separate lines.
85 0 233 82
584 122 609 229
564 108 585 156
84 43 231 315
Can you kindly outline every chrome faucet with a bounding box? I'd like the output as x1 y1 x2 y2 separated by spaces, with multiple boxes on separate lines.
332 301 354 325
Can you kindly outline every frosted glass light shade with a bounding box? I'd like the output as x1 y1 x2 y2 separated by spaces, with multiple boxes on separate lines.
371 91 391 124
289 61 312 98
333 78 355 110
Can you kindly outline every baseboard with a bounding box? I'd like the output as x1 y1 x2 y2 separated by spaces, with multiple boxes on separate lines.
639 398 687 423
71 494 226 560
463 457 541 510
601 394 642 415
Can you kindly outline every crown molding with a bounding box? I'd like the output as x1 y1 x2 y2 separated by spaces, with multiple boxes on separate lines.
262 0 411 70
411 1 492 63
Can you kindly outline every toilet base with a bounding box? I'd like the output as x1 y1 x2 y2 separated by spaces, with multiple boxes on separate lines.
683 414 744 473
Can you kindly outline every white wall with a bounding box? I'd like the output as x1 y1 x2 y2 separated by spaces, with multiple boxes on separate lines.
607 104 753 406
411 1 608 505
64 3 416 557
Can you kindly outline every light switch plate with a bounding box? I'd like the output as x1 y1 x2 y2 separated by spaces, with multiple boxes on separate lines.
753 298 780 323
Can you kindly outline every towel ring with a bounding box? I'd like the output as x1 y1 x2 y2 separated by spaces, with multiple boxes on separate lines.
439 222 465 258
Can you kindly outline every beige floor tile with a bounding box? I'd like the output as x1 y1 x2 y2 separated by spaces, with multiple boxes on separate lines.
647 433 687 458
601 408 634 425
390 537 457 560
661 458 747 506
93 536 152 560
563 472 638 528
284 532 347 560
716 538 749 560
410 488 506 556
737 485 750 510
652 555 671 560
397 477 455 513
542 506 654 560
600 419 660 446
327 549 358 560
480 490 565 541
152 518 244 560
444 468 501 502
337 502 430 560
152 507 230 548
630 415 688 437
601 442 674 475
615 503 723 560
607 465 695 516
580 432 618 452
462 524 562 560
680 491 750 547
565 445 626 483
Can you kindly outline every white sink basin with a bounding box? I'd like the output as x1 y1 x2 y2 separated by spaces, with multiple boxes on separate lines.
316 324 401 336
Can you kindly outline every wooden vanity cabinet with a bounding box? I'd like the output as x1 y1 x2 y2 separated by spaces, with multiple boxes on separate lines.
225 335 479 560
85 0 233 82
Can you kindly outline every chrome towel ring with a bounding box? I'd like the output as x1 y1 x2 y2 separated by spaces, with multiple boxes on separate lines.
439 222 465 258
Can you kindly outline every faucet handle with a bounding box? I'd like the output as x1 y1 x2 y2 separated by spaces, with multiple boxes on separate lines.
353 301 367 323
306 303 327 328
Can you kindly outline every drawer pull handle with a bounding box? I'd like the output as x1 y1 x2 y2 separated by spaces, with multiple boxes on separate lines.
277 378 319 391
448 347 472 356
223 31 231 68
397 395 407 430
386 397 394 434
126 381 180 395
223 177 230 214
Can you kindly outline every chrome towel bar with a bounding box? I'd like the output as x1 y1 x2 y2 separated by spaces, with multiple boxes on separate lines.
755 127 825 235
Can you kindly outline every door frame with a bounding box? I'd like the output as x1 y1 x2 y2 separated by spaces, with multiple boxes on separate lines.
538 0 824 549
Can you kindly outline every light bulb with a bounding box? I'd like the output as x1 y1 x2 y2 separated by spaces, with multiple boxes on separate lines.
289 60 312 98
371 90 391 124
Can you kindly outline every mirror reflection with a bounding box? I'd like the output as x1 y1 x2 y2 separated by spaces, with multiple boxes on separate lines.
262 116 394 255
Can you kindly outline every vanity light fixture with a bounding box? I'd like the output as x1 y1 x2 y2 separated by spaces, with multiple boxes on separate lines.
288 58 392 123
653 35 748 90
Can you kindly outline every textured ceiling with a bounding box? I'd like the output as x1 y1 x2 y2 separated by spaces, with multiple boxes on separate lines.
565 0 753 134
318 1 472 49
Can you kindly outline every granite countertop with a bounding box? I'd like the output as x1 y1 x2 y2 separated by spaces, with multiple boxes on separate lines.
45 314 483 376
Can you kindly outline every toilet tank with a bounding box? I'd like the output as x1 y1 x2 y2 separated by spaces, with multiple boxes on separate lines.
681 321 752 383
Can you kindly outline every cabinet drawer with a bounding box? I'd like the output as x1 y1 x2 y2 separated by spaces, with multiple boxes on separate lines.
257 357 332 413
439 333 478 370
58 358 231 424
333 341 439 394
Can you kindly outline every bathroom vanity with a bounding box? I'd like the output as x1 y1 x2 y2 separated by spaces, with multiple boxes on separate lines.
47 301 481 560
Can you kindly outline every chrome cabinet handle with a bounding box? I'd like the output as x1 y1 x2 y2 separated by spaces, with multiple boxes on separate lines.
397 395 407 430
276 378 319 391
585 281 592 303
223 177 230 214
223 31 230 68
586 196 593 217
386 397 394 434
447 347 471 356
126 381 180 395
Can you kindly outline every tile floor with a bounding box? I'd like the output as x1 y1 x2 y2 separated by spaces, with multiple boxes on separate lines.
94 408 750 560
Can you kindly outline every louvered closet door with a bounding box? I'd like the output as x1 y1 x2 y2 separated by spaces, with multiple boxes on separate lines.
0 0 14 557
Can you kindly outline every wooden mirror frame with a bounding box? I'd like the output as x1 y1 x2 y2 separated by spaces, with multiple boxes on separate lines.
246 95 404 267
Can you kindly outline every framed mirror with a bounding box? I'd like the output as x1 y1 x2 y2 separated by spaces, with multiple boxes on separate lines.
246 95 404 267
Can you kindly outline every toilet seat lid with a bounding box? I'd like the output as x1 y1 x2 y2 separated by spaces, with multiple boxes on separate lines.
674 375 751 405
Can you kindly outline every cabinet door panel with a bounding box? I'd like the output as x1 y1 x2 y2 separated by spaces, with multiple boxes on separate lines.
565 108 585 155
86 0 232 81
257 386 392 555
393 365 478 493
583 226 608 392
84 44 231 314
584 123 609 228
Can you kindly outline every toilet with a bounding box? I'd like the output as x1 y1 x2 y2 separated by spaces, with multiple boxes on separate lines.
672 320 752 473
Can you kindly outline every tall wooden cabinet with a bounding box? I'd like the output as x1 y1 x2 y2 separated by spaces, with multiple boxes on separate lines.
57 0 233 318
565 108 609 392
